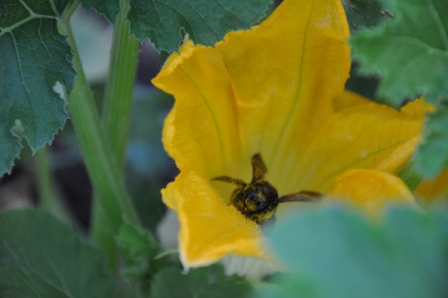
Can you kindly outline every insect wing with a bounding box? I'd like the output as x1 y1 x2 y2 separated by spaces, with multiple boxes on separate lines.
278 190 323 203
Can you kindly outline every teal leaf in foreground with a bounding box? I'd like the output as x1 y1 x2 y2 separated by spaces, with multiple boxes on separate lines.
350 0 448 107
0 0 75 176
0 209 113 297
260 206 448 298
127 0 272 52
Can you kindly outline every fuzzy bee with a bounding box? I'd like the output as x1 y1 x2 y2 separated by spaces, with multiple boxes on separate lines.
212 153 322 223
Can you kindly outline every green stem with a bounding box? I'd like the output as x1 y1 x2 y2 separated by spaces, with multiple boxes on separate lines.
154 249 179 260
102 0 139 171
61 3 139 238
91 0 139 269
35 146 68 222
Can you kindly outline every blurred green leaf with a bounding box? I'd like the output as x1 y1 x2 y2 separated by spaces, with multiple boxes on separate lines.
78 0 121 24
397 158 424 191
127 87 172 178
342 0 391 32
415 104 448 178
127 0 272 52
126 87 173 229
0 0 75 176
0 209 112 297
151 264 252 298
351 0 448 107
260 206 448 298
116 220 166 297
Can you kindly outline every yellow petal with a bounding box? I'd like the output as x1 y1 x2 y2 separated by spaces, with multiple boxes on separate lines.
216 0 350 176
374 99 434 173
328 169 419 216
416 168 448 202
277 98 430 194
332 89 372 112
164 168 267 268
154 40 243 178
154 0 351 183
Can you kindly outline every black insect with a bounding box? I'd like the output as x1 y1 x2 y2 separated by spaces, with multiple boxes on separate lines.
212 153 322 223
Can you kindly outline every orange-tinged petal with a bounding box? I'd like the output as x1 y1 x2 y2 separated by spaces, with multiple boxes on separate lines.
216 0 350 176
416 168 448 202
163 169 266 267
328 169 418 216
277 99 430 194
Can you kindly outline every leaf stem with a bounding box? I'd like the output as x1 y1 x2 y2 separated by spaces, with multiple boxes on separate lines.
154 249 179 260
61 3 139 238
35 146 69 222
91 0 140 269
102 0 139 171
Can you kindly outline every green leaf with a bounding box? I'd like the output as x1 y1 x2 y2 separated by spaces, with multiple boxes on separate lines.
0 209 113 297
342 0 391 32
260 206 448 298
116 220 166 297
78 0 121 24
127 0 272 52
151 265 253 298
0 0 75 175
415 104 448 178
350 0 448 107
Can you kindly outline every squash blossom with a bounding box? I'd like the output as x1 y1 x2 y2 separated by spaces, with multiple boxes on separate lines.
152 0 430 268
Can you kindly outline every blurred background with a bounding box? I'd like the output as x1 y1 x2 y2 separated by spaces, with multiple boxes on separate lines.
0 3 378 239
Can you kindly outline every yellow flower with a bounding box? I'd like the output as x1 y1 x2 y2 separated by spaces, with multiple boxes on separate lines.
152 0 429 268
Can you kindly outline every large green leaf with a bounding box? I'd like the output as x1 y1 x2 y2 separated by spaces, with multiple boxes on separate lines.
151 265 252 298
77 0 121 24
0 0 75 176
351 0 448 107
0 209 113 297
77 0 272 52
342 0 391 32
259 206 448 298
127 0 272 52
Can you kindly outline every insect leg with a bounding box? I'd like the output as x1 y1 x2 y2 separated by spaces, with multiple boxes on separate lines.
212 176 246 206
251 153 267 182
278 190 323 203
212 176 247 187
